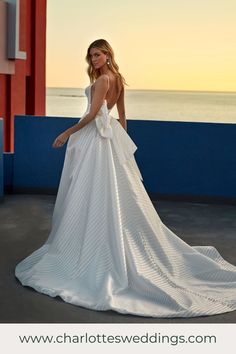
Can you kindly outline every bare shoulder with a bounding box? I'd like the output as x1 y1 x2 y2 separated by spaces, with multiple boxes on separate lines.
94 74 109 88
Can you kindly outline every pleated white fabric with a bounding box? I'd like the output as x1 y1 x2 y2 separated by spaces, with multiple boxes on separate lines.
15 85 236 318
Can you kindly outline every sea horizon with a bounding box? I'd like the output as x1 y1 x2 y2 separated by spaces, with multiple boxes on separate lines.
46 87 236 124
47 86 236 94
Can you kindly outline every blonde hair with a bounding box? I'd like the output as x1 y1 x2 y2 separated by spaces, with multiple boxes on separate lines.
85 39 128 88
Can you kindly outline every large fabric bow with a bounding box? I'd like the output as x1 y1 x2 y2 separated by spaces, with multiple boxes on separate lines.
94 103 143 180
95 104 113 139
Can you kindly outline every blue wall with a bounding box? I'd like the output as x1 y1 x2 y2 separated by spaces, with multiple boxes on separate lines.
129 120 236 200
13 116 73 193
0 119 3 200
3 152 14 193
2 115 236 203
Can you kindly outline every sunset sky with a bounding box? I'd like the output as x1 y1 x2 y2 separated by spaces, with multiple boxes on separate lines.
46 0 236 91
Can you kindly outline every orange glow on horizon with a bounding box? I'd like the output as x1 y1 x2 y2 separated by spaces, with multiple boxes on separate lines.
46 0 236 92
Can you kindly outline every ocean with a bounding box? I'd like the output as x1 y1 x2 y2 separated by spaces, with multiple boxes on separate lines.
46 87 236 123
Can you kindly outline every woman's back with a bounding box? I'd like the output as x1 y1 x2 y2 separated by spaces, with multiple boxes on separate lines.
91 74 123 111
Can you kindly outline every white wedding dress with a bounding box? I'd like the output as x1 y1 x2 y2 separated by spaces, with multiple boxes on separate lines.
15 84 236 318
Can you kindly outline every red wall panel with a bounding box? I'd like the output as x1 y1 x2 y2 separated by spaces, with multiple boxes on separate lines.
1 0 47 152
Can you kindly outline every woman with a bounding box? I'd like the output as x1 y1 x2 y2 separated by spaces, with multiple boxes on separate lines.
15 39 236 318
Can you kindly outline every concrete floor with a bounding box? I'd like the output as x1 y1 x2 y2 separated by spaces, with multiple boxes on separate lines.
0 194 236 323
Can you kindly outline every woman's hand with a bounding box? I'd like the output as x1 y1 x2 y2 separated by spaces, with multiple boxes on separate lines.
52 132 69 148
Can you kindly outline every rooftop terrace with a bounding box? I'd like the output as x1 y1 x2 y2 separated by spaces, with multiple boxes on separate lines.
1 193 235 323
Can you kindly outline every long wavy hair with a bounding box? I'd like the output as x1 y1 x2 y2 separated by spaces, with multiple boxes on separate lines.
85 39 128 87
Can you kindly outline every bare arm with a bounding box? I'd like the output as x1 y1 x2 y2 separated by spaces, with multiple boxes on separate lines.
116 85 127 132
64 75 109 137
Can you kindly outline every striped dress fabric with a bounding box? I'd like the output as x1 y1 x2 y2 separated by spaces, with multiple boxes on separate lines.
15 85 236 318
